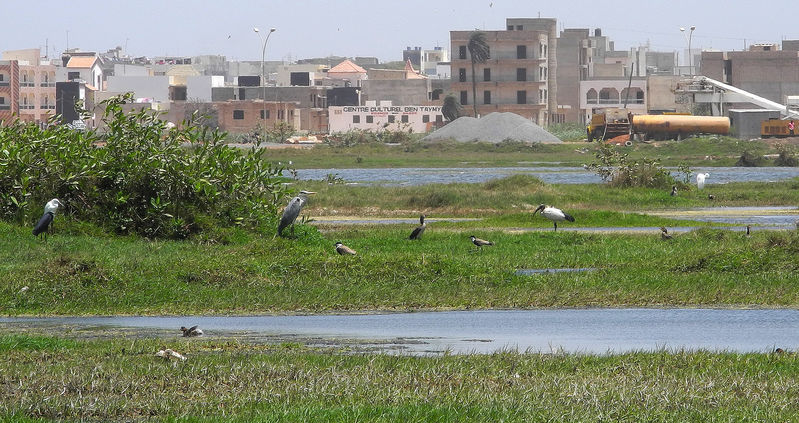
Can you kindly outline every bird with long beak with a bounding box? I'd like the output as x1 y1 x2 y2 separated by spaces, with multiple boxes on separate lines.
409 214 426 240
33 198 63 240
277 190 316 237
469 235 494 252
660 226 673 241
335 242 357 255
532 204 575 231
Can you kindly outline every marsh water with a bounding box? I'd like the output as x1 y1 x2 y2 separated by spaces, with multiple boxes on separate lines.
294 166 799 186
3 309 797 355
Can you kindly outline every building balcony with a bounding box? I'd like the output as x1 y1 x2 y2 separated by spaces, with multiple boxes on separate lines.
20 82 35 87
40 82 56 87
19 104 35 109
0 81 9 87
42 105 55 110
0 105 11 110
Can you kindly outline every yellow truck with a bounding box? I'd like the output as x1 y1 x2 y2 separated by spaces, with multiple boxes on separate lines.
586 109 631 142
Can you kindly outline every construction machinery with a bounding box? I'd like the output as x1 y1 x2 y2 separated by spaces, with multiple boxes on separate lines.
586 108 631 142
631 115 730 140
761 119 799 138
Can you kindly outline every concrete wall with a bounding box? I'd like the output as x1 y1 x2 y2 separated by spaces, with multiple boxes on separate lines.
362 79 431 106
728 109 780 139
647 75 690 114
556 28 590 123
328 105 443 133
185 75 224 102
106 76 170 103
114 64 150 76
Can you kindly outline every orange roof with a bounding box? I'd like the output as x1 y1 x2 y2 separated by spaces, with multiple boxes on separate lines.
66 56 98 68
404 59 426 79
328 59 366 74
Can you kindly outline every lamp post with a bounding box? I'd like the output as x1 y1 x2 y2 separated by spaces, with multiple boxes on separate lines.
253 27 276 138
680 26 696 76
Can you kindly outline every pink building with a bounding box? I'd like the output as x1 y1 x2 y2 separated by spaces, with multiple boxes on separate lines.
2 49 57 124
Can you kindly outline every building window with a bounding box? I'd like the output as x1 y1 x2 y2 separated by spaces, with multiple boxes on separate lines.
401 115 409 123
233 110 244 120
436 115 443 123
459 68 467 82
366 115 374 123
517 45 527 59
516 25 523 30
460 90 468 105
278 110 284 120
516 68 526 81
388 115 396 123
260 110 270 119
422 115 430 123
483 68 491 82
517 90 527 104
507 25 513 30
459 45 467 59
67 71 80 80
484 90 491 105
353 115 360 123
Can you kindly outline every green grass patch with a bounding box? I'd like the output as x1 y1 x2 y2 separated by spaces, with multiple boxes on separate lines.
0 334 79 352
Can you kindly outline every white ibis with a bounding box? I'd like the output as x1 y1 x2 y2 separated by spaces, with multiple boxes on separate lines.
696 173 710 190
409 214 426 240
32 198 63 240
277 190 315 237
335 242 357 255
469 235 494 251
660 227 673 241
180 325 203 337
532 204 575 231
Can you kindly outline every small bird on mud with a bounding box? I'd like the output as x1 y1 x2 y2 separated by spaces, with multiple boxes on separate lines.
277 190 316 237
660 227 673 241
469 235 494 251
335 242 357 255
180 325 203 337
33 198 63 240
533 204 575 231
670 186 678 197
409 214 426 240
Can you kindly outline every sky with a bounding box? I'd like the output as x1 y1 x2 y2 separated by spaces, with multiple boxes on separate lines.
4 0 799 64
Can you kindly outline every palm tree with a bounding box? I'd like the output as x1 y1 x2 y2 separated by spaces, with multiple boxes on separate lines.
441 94 462 122
467 31 490 117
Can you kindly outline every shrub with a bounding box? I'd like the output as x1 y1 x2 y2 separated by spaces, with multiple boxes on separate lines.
735 150 767 167
774 144 799 167
587 143 685 189
0 94 290 238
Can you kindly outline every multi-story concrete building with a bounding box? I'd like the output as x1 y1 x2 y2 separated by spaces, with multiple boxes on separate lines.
0 60 20 123
450 19 553 124
2 48 57 124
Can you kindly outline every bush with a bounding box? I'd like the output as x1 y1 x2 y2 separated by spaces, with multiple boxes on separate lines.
774 145 799 167
735 150 767 167
0 94 290 238
587 143 687 189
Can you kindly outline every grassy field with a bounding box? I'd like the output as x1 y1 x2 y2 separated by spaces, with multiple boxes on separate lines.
261 136 781 169
2 334 799 421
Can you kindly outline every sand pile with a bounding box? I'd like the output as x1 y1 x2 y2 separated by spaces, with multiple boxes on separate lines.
422 112 561 143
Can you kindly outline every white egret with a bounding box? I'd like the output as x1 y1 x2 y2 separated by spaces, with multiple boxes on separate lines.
277 190 316 237
696 173 709 190
32 198 63 240
409 214 426 240
469 235 494 251
532 204 575 231
335 242 357 255
180 325 203 337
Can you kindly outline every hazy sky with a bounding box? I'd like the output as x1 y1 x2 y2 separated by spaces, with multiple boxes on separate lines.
5 0 798 63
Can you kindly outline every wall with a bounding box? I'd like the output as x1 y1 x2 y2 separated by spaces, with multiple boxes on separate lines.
729 109 780 139
106 76 170 103
328 105 443 133
647 75 690 114
362 79 431 106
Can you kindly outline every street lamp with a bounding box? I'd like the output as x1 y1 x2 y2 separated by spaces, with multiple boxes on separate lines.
680 26 696 76
254 27 276 138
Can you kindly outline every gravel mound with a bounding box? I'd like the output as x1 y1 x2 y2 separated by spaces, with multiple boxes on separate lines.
422 112 561 143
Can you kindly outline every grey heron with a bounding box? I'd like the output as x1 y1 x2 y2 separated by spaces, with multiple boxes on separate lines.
180 325 203 337
532 204 575 231
696 173 710 190
660 226 673 241
409 214 426 240
277 190 316 237
469 235 494 251
335 242 357 255
32 198 63 240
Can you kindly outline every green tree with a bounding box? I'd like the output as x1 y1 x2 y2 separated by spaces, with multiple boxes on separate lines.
467 31 490 117
441 94 462 122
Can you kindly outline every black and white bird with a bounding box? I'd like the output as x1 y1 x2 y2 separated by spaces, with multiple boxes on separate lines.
532 204 575 231
469 235 494 251
409 214 426 240
32 198 63 240
708 194 715 200
660 226 673 241
180 325 203 337
277 190 316 237
670 186 678 197
335 242 357 255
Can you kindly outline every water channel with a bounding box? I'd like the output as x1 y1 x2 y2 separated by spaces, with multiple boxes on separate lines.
3 309 796 355
294 166 799 186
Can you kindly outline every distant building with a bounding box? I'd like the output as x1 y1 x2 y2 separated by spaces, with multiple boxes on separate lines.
327 59 368 87
701 47 799 105
1 48 57 124
0 60 20 123
328 103 443 133
402 47 422 67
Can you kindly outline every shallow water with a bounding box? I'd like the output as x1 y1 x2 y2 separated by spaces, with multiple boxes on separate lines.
3 309 797 355
294 166 799 186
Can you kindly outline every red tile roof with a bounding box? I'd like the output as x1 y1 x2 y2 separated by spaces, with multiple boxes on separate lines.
328 59 366 74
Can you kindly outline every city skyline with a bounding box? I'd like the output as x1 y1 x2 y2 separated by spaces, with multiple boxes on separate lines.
5 0 799 63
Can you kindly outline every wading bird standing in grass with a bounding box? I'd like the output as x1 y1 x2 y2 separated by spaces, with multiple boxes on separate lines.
335 242 357 255
746 225 751 237
660 227 673 241
533 204 575 232
670 186 678 197
32 198 63 240
180 325 203 337
409 214 426 240
696 173 710 190
469 235 494 252
277 190 315 237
